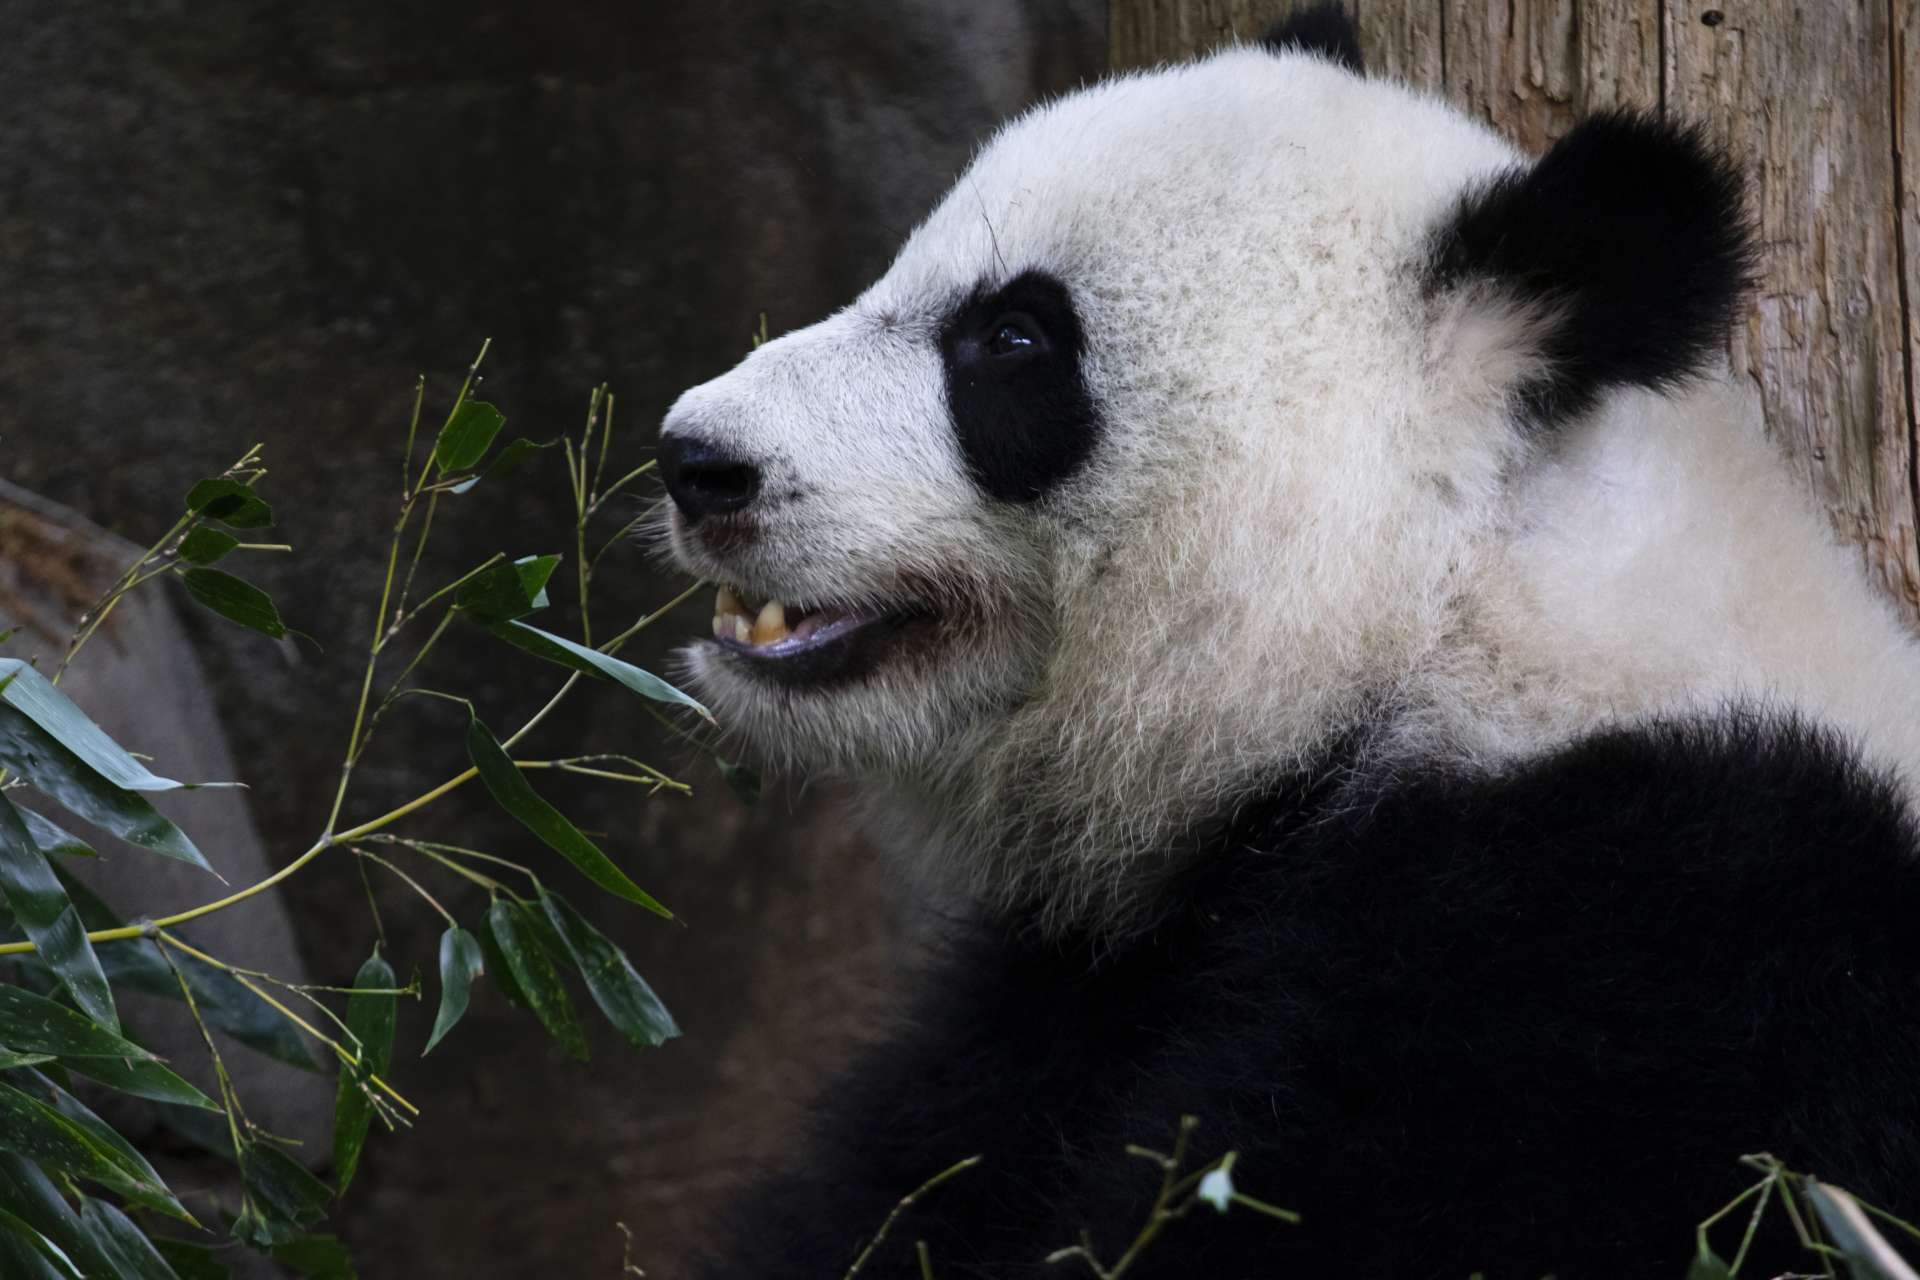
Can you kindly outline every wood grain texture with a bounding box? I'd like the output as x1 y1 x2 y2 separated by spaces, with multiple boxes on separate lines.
1111 0 1920 621
1667 0 1920 611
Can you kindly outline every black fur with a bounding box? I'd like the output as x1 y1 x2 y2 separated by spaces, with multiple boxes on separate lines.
941 270 1101 503
1261 2 1364 75
1428 111 1755 428
699 714 1920 1277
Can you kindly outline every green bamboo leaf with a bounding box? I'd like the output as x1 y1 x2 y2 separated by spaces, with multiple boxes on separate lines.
0 792 116 1029
154 1239 230 1280
490 620 713 723
0 1083 180 1218
62 1052 219 1112
433 400 505 474
447 437 554 493
486 898 587 1060
0 659 210 793
78 1196 185 1280
20 809 95 859
234 1139 331 1247
0 712 215 874
423 927 483 1056
330 948 396 1194
177 527 241 566
453 555 559 625
464 714 671 917
0 1050 56 1070
539 890 679 1048
184 479 273 530
1685 1244 1732 1280
177 568 288 640
1805 1182 1919 1280
719 759 761 807
475 913 529 1011
19 1070 197 1224
0 980 153 1061
0 1154 131 1280
270 1234 357 1279
0 1207 81 1280
44 868 318 1070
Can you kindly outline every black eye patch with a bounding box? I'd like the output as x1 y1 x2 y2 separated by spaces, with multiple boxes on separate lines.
939 270 1100 503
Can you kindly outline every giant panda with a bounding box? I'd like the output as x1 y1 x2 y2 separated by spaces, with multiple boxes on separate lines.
655 5 1920 1275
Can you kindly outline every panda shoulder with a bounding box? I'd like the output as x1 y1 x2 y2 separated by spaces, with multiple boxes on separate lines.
1216 712 1920 958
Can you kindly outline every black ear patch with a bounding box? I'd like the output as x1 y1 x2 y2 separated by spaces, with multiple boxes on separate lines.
1427 111 1754 428
1261 2 1363 75
940 270 1100 503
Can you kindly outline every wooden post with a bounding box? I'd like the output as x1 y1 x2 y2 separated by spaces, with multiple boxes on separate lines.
1111 0 1920 621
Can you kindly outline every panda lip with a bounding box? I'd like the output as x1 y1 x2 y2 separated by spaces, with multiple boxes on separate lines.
708 585 927 682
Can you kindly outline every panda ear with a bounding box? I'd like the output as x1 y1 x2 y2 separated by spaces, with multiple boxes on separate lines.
1261 2 1363 75
1426 111 1754 429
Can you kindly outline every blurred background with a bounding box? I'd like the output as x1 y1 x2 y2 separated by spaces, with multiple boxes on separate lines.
1 2 1104 1274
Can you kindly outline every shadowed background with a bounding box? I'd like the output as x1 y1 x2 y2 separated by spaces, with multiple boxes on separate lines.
0 3 1103 1274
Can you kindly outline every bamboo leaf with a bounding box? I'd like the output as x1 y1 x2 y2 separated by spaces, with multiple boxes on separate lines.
20 809 96 860
177 528 240 566
464 714 671 916
62 1052 219 1112
270 1234 357 1279
0 1082 183 1220
0 1050 56 1070
486 898 587 1060
0 659 208 793
154 1239 230 1280
447 437 554 494
539 890 679 1048
0 712 215 874
0 984 154 1061
490 621 713 723
178 568 288 640
475 913 529 1012
234 1139 331 1247
423 927 483 1056
45 868 318 1070
0 1207 81 1280
1806 1182 1920 1280
453 555 559 625
1685 1244 1732 1280
0 791 116 1029
18 1070 197 1224
433 400 505 474
78 1196 186 1280
330 948 396 1194
719 759 760 807
0 1154 130 1280
184 479 272 530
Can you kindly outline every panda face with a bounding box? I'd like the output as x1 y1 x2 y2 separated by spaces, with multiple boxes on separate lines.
658 41 1752 919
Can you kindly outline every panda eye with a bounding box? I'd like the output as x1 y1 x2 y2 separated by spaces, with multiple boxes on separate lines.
986 314 1042 358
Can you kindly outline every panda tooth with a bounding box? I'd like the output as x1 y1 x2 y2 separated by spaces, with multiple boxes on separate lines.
716 584 745 617
712 613 728 638
733 614 753 644
752 599 790 645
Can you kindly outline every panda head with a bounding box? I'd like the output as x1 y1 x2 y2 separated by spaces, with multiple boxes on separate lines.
658 5 1750 926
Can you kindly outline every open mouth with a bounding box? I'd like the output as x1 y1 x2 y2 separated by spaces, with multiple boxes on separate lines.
707 584 927 684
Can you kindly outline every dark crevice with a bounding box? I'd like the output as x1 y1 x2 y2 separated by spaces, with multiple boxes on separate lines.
1888 0 1920 609
1657 0 1668 116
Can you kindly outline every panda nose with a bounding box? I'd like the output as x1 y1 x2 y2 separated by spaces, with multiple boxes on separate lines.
659 435 762 520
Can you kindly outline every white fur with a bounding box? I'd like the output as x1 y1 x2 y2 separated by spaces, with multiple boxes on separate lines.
661 45 1920 930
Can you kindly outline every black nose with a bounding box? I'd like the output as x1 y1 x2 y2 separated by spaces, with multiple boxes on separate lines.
659 435 762 520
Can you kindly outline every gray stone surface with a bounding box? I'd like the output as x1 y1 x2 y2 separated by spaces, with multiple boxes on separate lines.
0 2 1103 1274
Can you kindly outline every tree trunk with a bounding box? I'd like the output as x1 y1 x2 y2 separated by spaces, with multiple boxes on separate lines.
1111 0 1920 621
